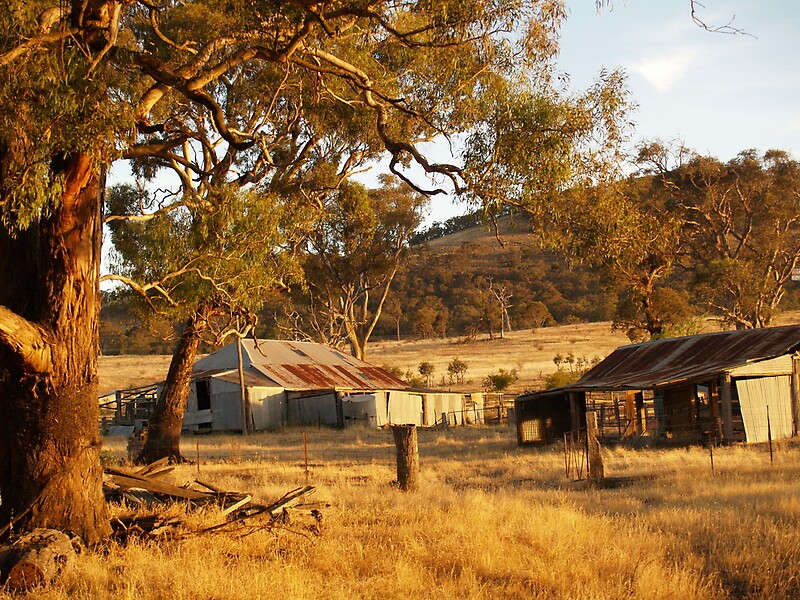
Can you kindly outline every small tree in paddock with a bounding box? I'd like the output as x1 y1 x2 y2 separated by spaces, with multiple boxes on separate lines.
418 362 435 388
447 358 469 385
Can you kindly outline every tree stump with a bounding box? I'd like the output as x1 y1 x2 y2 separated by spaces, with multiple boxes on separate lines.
0 528 81 592
392 424 419 491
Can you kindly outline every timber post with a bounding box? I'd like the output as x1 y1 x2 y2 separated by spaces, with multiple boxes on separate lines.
569 392 580 432
624 391 636 438
720 372 734 441
635 391 645 435
792 353 800 437
586 411 604 481
710 380 723 442
236 337 248 436
392 424 419 491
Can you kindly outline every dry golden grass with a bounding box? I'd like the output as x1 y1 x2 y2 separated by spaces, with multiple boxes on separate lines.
76 316 800 598
98 354 173 397
9 426 800 599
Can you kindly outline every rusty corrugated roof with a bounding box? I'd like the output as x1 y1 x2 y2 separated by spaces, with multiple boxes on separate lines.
193 368 279 388
193 339 409 391
568 324 800 391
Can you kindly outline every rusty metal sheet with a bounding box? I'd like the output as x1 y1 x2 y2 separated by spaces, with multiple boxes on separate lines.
257 362 407 392
193 339 410 392
571 325 800 391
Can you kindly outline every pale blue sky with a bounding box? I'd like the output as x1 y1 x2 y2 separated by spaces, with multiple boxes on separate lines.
558 0 800 161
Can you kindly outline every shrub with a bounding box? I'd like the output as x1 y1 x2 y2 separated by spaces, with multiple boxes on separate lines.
418 361 435 387
447 357 468 384
483 368 518 392
544 370 582 389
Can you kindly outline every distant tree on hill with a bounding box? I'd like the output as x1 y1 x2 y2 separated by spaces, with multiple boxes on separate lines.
529 175 687 339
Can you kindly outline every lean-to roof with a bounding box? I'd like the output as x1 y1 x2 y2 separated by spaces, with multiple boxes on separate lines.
552 325 800 393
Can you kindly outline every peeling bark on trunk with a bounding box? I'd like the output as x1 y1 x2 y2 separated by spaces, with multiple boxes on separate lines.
137 310 206 464
0 153 110 545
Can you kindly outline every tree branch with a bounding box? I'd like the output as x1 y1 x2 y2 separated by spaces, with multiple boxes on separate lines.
0 28 78 67
0 306 52 374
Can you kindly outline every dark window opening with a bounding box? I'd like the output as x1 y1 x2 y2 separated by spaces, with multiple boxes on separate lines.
196 379 211 411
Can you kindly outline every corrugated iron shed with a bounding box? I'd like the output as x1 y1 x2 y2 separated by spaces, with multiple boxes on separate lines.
193 339 409 392
566 325 800 392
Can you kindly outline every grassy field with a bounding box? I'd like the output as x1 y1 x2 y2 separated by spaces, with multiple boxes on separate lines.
77 317 800 598
9 426 800 599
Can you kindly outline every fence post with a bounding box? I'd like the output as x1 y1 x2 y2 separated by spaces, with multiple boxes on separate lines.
720 372 734 441
392 424 419 491
791 354 800 437
586 412 604 481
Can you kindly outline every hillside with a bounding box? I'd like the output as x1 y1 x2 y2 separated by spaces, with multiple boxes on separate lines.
377 214 614 342
98 321 629 396
367 321 630 393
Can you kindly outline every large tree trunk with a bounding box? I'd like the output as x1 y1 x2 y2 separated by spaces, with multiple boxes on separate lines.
0 153 110 546
138 308 207 464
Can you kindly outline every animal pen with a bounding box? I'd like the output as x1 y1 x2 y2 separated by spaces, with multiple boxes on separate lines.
516 325 800 446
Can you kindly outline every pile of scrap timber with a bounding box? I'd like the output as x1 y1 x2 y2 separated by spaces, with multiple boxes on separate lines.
0 459 326 592
104 458 326 540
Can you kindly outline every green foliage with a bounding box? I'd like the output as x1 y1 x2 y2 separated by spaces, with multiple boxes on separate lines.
418 361 435 387
642 146 800 329
106 182 304 338
546 352 599 388
2 0 634 353
543 370 582 389
0 12 133 231
381 365 405 380
483 368 518 392
379 223 612 341
284 179 426 357
447 358 469 385
613 286 693 342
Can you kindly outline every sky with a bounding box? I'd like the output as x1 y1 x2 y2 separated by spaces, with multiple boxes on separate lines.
420 0 800 224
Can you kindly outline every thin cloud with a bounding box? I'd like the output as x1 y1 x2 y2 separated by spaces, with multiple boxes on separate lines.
629 48 697 92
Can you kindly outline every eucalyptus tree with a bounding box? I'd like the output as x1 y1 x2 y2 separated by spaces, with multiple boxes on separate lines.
0 0 629 543
532 176 688 340
105 183 303 463
643 146 800 328
288 178 425 361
